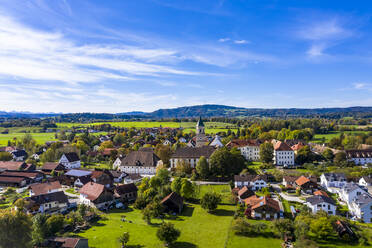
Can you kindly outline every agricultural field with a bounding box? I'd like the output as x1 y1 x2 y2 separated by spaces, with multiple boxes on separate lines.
56 121 238 134
0 132 57 146
311 130 370 143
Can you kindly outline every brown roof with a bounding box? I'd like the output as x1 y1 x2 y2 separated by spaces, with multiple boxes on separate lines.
30 181 61 196
172 146 216 159
79 182 105 201
274 141 292 151
42 162 64 171
314 190 329 197
0 176 25 183
102 148 116 156
91 170 104 179
227 139 261 148
234 174 268 183
0 171 42 179
238 186 254 198
244 195 280 212
53 237 82 248
291 143 305 151
161 192 183 208
122 150 160 167
114 183 138 195
295 176 310 186
0 161 26 170
283 176 299 184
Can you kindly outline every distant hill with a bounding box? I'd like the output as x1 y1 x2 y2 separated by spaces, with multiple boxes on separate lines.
1 105 372 119
144 105 372 118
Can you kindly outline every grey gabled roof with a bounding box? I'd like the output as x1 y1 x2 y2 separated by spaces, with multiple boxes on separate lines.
28 191 68 205
172 146 216 159
322 173 346 181
63 152 80 162
342 183 365 193
353 194 372 208
361 175 372 184
121 150 160 167
306 195 335 205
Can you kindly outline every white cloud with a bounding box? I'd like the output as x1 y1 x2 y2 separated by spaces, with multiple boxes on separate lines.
353 82 372 91
218 37 230 42
234 40 249 44
298 19 351 41
0 15 199 84
306 43 327 57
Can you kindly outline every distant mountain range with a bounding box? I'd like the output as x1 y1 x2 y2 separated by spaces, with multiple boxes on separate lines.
1 105 372 119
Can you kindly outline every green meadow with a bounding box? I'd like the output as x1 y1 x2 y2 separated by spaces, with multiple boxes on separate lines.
57 121 237 134
76 184 282 248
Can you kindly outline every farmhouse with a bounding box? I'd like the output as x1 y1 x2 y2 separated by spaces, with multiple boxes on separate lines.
91 170 113 188
0 170 44 184
114 183 138 203
0 161 34 171
11 149 28 161
29 181 62 196
170 146 216 168
237 186 254 200
59 152 81 169
244 195 280 220
41 162 66 174
64 169 92 187
119 150 161 175
25 191 69 214
0 176 27 187
79 182 114 209
47 237 89 248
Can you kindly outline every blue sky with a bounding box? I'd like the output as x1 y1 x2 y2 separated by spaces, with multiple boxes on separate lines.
0 0 372 113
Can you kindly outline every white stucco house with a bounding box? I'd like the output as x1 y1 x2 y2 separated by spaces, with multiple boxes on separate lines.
359 175 372 187
338 183 367 204
119 150 160 175
226 139 261 161
234 174 268 191
59 152 81 169
349 194 372 223
273 141 294 166
306 195 337 215
320 173 347 192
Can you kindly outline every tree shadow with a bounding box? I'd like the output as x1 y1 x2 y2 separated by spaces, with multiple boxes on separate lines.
171 241 197 248
127 245 145 248
211 209 235 216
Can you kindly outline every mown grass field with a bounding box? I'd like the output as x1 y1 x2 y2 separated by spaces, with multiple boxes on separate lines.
311 130 370 143
0 132 57 146
57 121 237 134
76 184 283 248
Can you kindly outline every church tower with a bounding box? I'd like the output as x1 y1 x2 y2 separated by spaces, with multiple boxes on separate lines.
196 116 205 135
195 116 208 147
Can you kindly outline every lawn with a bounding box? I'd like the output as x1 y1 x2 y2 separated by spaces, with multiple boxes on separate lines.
226 219 282 248
77 184 237 248
0 132 57 146
57 121 237 134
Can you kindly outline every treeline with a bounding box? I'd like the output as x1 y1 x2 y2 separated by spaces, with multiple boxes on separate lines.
0 119 56 129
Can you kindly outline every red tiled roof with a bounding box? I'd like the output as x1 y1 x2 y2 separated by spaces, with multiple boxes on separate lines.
295 176 310 186
314 190 329 197
274 141 292 151
0 161 25 170
79 182 104 201
30 181 61 196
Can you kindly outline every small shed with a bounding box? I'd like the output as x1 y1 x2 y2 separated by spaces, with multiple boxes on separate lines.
161 192 184 214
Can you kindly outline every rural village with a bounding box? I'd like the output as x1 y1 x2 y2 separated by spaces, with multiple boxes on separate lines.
0 115 372 248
